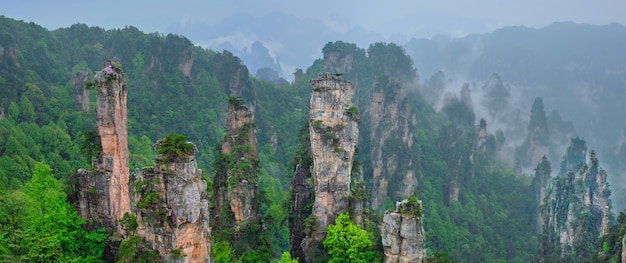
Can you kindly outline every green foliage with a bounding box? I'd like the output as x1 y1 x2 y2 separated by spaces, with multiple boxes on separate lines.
587 209 626 262
426 252 456 263
400 194 423 217
120 212 138 235
228 96 243 108
79 130 101 168
157 132 193 157
303 214 318 234
116 235 162 263
212 241 235 263
0 162 108 262
172 248 186 260
279 252 299 263
85 81 95 90
346 105 360 122
0 16 586 263
324 213 373 263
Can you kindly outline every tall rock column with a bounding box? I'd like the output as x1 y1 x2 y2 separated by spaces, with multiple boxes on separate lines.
368 77 418 210
305 73 359 257
622 236 626 263
213 97 260 225
288 127 313 262
212 97 268 260
381 198 425 263
130 141 212 263
95 60 130 225
539 139 611 261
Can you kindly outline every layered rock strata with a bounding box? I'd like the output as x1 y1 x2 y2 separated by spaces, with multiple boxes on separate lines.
381 199 425 263
304 73 359 259
130 143 212 263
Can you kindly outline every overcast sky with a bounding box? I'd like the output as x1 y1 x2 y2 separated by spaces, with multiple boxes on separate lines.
4 0 626 40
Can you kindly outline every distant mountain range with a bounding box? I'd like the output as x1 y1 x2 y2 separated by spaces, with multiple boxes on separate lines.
172 17 626 208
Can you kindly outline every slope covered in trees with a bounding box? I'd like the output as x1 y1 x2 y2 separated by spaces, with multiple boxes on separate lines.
0 16 622 262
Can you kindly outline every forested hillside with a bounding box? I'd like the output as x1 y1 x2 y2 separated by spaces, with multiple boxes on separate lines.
0 16 623 262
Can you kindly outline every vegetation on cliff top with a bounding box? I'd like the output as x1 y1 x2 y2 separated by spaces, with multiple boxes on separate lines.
0 16 622 262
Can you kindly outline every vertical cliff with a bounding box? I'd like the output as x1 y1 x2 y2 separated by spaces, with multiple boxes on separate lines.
96 61 130 222
211 51 256 105
303 73 359 260
212 97 268 260
622 236 626 263
516 97 551 169
130 140 211 263
288 127 313 262
538 138 611 261
532 156 551 233
71 68 90 112
369 76 419 210
381 197 425 263
78 61 130 233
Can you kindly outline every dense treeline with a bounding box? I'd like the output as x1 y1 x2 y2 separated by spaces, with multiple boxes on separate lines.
0 16 622 262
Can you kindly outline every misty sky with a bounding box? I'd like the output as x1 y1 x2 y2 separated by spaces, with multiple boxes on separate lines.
4 0 626 40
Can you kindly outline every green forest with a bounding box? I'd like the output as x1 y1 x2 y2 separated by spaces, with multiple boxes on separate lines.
0 16 624 262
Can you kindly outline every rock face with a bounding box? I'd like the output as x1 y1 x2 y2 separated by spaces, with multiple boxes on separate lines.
212 51 256 105
304 73 359 259
323 52 353 73
516 97 550 168
369 76 418 210
71 68 90 112
211 97 267 258
179 48 193 78
130 143 212 263
212 98 260 225
95 61 131 225
622 236 626 263
78 61 130 233
288 128 313 263
0 39 19 67
538 138 611 261
532 156 552 233
381 199 425 263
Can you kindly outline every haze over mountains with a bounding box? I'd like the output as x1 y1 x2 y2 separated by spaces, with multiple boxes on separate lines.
3 2 626 209
2 5 626 260
163 13 626 209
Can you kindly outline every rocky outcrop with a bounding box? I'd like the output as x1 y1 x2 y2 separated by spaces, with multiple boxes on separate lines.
381 198 425 263
323 52 353 74
532 156 551 233
0 39 19 67
95 61 130 225
516 97 550 168
211 97 268 259
539 138 611 261
369 76 418 210
179 48 193 78
288 128 313 263
622 236 626 263
212 98 260 226
304 73 359 259
212 51 256 105
78 61 130 234
130 142 211 263
71 68 90 112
